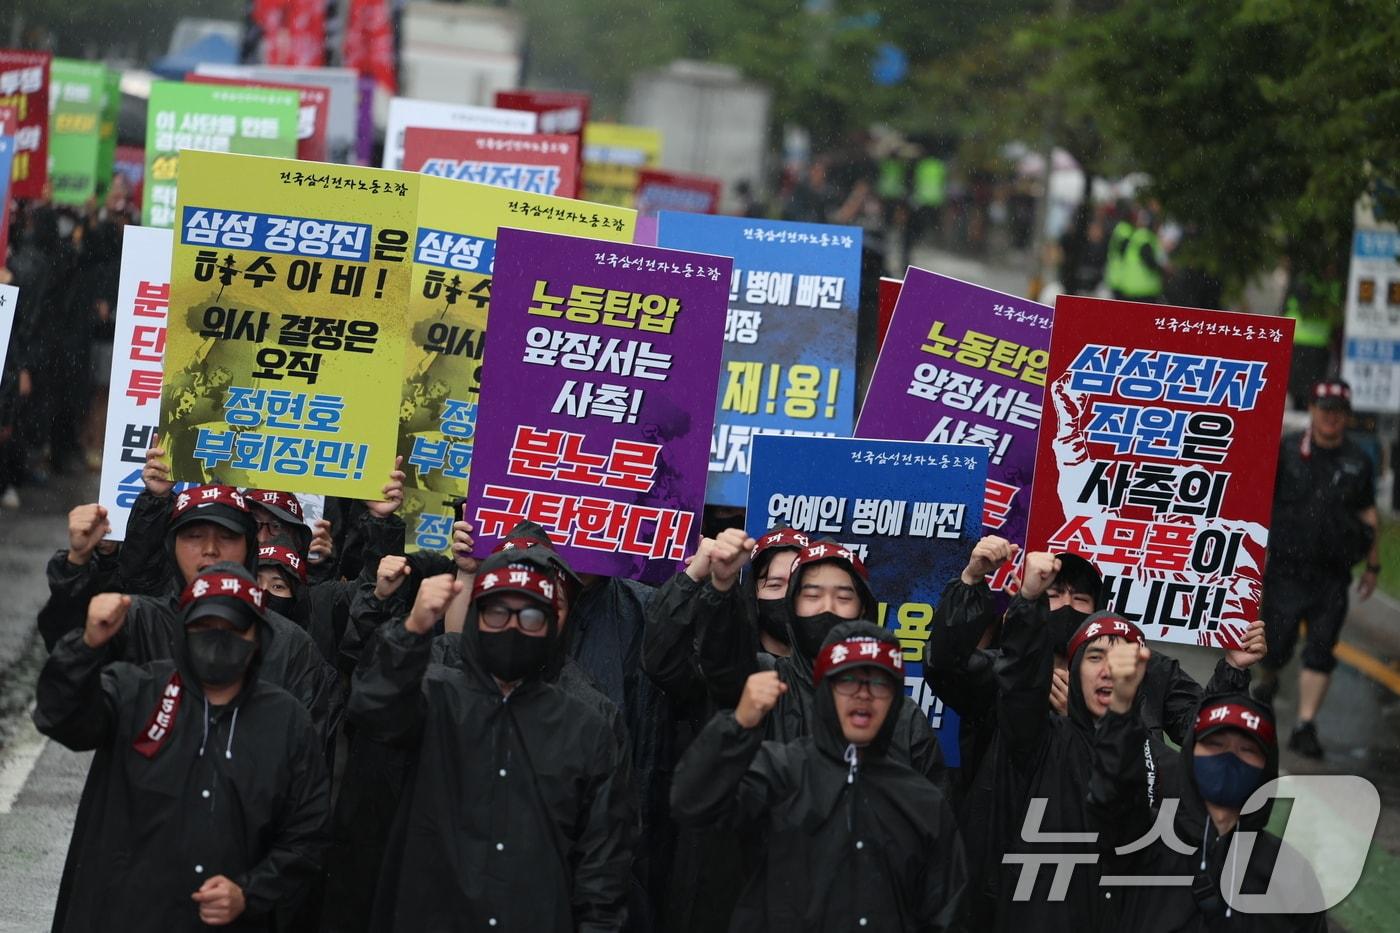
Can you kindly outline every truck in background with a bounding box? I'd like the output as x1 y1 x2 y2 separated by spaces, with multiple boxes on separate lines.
626 60 770 213
399 2 525 108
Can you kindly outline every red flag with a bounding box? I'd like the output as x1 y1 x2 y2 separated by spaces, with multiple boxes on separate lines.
344 0 397 94
251 0 327 66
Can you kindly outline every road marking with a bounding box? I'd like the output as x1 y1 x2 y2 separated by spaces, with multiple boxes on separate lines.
0 703 48 814
1335 641 1400 696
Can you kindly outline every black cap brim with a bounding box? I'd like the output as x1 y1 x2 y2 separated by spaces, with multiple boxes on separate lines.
183 599 257 631
171 511 249 536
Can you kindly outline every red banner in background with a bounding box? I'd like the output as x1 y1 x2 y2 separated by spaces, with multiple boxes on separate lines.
494 90 589 184
250 0 327 66
1024 296 1294 649
0 50 51 199
344 0 397 94
634 169 722 217
876 276 902 354
494 90 590 136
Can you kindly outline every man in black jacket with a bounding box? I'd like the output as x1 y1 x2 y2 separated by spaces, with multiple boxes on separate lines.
695 537 946 788
965 551 1264 933
41 485 342 759
927 535 1264 792
640 526 810 932
34 564 329 931
672 621 967 930
1257 379 1381 757
1089 652 1328 932
348 554 635 930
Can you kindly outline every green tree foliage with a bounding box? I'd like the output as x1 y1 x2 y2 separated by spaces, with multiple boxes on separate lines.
1062 0 1400 290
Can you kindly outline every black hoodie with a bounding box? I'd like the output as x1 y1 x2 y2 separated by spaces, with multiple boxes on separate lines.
40 492 344 765
926 576 1250 803
1087 691 1328 932
695 542 947 790
671 621 968 931
33 600 329 931
958 602 1189 933
322 545 635 933
346 553 637 931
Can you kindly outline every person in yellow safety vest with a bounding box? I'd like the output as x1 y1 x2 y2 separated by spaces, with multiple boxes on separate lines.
1104 206 1135 296
1114 211 1166 302
903 155 947 269
1283 270 1343 409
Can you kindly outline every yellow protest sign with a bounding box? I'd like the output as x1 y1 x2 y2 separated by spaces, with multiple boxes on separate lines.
583 122 662 208
160 151 415 499
399 174 636 552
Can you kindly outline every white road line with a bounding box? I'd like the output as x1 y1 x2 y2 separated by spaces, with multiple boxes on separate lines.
0 703 49 814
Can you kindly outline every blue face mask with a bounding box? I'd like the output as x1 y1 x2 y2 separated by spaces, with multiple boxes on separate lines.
1193 751 1265 809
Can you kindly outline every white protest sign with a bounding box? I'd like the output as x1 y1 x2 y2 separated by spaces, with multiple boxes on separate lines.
381 97 535 170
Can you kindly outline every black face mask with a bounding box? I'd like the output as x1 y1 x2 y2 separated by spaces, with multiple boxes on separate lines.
1048 606 1090 656
756 598 791 645
791 611 847 660
185 629 257 688
479 628 552 683
264 593 303 623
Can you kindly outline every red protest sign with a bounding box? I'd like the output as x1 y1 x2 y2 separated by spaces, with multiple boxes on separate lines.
186 74 330 162
494 90 590 136
401 127 579 198
1024 296 1294 649
876 276 902 354
634 169 723 217
0 50 52 199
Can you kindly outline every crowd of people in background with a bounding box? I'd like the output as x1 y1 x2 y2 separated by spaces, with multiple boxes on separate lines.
0 172 138 508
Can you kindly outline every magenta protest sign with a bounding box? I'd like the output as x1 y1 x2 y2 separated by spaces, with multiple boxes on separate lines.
855 268 1052 595
465 228 731 581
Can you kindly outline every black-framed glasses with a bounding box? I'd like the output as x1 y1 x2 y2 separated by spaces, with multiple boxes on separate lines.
479 602 550 634
256 519 283 536
830 672 896 699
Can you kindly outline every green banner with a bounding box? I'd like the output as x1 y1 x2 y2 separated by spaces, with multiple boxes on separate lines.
142 81 299 228
48 59 106 206
97 68 120 197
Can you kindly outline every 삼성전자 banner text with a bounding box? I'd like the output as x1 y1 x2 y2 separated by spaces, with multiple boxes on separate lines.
1024 296 1294 649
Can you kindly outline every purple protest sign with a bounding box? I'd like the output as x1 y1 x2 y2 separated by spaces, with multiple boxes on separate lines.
465 227 731 582
854 268 1052 595
356 74 375 165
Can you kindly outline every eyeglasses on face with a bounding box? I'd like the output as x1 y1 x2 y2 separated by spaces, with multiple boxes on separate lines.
256 519 284 535
479 601 550 634
830 672 896 699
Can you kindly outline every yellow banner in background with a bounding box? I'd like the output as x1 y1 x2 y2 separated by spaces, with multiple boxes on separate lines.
583 122 662 208
399 174 637 553
160 151 415 500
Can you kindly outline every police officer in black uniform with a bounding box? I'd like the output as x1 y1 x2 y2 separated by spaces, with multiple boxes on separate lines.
1256 379 1381 757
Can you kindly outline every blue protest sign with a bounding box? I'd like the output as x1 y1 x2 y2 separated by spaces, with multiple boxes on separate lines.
657 212 862 505
745 434 988 765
